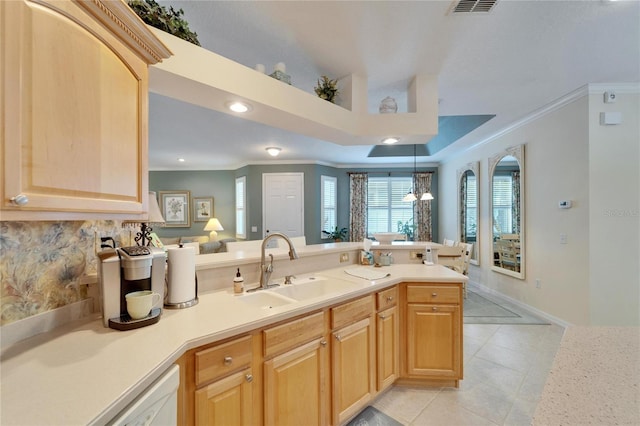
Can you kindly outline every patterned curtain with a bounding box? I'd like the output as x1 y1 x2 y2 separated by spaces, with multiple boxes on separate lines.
460 173 467 242
349 173 368 242
413 172 433 242
512 171 520 234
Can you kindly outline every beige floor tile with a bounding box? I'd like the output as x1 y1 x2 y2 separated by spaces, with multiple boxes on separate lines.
504 397 537 426
436 381 517 425
372 386 442 425
474 342 535 373
463 324 501 342
410 395 498 426
464 357 526 395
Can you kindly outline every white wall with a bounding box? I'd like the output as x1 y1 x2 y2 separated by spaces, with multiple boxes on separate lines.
440 84 639 326
588 86 640 325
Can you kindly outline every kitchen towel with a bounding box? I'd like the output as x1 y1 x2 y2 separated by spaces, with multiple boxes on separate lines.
166 246 196 304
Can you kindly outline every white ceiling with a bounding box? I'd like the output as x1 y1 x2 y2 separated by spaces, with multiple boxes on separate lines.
149 0 640 171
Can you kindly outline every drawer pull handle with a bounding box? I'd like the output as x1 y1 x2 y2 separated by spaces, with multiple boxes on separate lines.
386 296 394 302
245 374 253 383
223 356 233 366
432 293 438 297
335 335 342 342
320 340 327 347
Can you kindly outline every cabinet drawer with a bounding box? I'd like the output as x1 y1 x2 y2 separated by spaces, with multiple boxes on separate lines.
376 286 397 311
331 295 373 329
263 311 325 358
196 335 252 386
406 285 460 304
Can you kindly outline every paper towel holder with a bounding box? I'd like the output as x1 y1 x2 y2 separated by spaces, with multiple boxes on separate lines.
164 245 199 309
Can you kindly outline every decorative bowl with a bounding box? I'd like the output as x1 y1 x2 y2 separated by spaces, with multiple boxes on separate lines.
372 232 404 244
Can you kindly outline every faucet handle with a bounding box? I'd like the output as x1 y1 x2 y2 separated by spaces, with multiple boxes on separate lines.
284 275 296 285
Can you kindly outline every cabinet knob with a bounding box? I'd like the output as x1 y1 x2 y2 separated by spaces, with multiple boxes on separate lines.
10 194 29 206
386 296 394 302
432 292 438 297
379 313 386 319
320 340 327 347
335 335 342 342
223 356 233 366
432 307 438 311
245 374 253 383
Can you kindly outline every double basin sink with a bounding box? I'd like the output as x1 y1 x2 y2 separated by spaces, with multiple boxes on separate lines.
237 275 360 309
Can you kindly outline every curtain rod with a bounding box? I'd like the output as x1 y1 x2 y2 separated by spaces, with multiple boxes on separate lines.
346 171 434 175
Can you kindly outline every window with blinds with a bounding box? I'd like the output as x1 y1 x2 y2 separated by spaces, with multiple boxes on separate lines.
235 176 246 239
492 174 513 237
321 175 337 239
367 177 413 234
466 174 477 238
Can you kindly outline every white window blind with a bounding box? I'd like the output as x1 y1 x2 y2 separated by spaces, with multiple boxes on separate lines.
492 174 512 236
466 175 477 237
235 176 246 239
321 176 337 239
367 177 413 235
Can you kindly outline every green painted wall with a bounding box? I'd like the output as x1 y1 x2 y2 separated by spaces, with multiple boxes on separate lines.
151 165 439 245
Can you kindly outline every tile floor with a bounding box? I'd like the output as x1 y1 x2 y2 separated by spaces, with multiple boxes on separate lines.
373 322 565 425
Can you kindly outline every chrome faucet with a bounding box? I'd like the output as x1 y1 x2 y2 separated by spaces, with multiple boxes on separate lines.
251 232 299 292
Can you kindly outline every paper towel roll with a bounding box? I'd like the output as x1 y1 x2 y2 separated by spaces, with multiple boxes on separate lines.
166 246 196 304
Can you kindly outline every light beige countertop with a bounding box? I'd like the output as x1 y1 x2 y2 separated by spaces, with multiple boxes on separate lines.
533 326 640 425
0 263 465 425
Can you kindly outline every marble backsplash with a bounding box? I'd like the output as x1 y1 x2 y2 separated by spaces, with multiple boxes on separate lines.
0 221 132 326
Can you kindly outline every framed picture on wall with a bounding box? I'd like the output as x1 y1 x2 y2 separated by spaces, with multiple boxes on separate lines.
159 191 191 227
193 197 214 222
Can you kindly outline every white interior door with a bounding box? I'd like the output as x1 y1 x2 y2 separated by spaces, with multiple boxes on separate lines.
263 173 304 238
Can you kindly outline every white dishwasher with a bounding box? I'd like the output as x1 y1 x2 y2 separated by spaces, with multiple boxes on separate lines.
109 364 180 426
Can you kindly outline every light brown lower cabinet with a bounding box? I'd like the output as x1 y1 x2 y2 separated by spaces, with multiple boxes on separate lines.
376 305 399 391
263 337 328 426
195 367 254 425
331 314 376 425
403 283 463 386
178 282 464 424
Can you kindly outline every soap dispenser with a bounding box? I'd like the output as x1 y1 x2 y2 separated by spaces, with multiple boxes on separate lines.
233 268 244 294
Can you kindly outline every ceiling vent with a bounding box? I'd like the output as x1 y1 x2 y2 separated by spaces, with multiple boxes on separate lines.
452 0 497 13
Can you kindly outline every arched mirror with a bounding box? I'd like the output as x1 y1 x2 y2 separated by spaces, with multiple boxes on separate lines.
489 145 525 279
457 162 479 265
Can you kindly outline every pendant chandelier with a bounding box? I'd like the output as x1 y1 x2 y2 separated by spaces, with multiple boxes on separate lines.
403 145 434 202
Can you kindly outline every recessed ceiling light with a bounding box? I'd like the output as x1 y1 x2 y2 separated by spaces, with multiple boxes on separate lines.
226 101 251 113
266 147 281 157
177 158 185 162
382 137 399 145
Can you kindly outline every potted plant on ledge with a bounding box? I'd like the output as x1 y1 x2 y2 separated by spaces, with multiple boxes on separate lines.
323 226 348 242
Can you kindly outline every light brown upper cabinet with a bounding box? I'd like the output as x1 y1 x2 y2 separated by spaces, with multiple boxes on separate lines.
1 0 170 220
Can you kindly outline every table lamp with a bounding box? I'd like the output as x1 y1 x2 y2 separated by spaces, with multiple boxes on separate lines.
204 218 224 240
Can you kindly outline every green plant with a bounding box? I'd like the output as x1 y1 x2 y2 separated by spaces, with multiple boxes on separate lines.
397 219 416 241
322 226 348 241
314 76 339 103
128 0 200 46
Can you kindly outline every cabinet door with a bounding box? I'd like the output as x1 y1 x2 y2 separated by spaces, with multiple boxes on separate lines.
195 367 254 425
406 304 461 378
264 338 328 426
1 0 148 217
377 305 399 391
332 317 375 425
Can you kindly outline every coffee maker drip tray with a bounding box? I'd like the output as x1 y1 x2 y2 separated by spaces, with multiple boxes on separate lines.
108 308 161 331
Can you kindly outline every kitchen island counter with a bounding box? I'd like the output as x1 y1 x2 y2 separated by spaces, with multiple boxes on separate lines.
0 263 465 425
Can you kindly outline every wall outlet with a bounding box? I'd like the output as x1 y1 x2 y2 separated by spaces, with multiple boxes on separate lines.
410 251 421 260
340 252 349 263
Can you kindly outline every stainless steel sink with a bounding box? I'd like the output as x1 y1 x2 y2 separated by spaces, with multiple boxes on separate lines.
236 291 295 309
271 277 359 301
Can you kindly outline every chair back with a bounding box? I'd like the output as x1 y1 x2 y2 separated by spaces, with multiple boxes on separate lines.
496 239 520 271
436 245 466 273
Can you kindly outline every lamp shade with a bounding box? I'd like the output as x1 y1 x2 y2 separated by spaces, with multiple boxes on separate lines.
402 192 418 202
420 192 434 201
204 218 224 240
148 191 166 224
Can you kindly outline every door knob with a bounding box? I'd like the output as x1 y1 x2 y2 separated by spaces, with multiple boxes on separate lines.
10 194 28 206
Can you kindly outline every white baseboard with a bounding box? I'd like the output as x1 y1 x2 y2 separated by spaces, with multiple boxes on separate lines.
468 279 572 328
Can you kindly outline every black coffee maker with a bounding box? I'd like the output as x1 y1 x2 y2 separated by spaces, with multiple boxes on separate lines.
97 246 166 330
